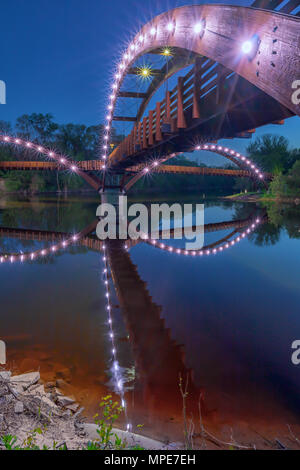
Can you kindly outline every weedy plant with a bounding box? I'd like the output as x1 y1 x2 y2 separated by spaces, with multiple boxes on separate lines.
1 395 144 450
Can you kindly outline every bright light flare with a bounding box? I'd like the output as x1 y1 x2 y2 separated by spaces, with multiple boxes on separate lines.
193 22 203 34
241 40 253 54
167 22 175 32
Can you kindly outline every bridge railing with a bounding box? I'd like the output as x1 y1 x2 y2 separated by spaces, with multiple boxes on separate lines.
109 0 299 166
110 57 242 163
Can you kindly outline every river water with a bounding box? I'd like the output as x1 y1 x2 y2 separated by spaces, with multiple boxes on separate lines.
0 194 299 446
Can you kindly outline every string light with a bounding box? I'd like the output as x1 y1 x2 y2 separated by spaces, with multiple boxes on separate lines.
141 217 262 256
101 245 131 432
194 143 264 179
0 232 81 264
0 136 81 175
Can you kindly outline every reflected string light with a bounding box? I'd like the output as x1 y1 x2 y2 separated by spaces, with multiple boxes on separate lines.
0 232 83 264
138 217 262 256
101 245 131 432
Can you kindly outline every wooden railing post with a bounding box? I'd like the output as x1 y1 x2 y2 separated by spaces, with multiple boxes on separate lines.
142 117 148 149
148 110 154 145
129 129 134 155
165 91 171 123
155 102 162 141
177 77 187 128
192 57 202 119
138 121 142 150
133 126 137 153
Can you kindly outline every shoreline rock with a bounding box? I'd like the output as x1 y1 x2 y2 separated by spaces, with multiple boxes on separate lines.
0 368 168 450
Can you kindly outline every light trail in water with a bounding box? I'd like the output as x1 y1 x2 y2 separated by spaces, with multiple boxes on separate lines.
101 244 131 432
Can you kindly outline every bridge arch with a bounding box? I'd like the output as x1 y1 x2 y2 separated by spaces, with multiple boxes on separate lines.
0 135 102 191
128 215 264 257
123 144 268 192
0 214 265 264
102 4 300 168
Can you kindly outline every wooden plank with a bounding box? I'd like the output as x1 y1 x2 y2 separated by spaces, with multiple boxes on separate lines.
155 102 163 140
112 116 137 122
251 0 282 9
177 77 187 128
118 91 148 98
142 117 148 149
148 110 154 145
279 0 300 14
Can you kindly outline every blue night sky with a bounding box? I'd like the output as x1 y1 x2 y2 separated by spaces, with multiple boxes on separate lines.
1 0 299 160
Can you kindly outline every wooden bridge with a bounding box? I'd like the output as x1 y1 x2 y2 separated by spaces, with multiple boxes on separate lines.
107 0 300 173
0 0 299 193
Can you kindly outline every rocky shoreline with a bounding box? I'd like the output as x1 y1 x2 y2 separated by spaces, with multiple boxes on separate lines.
0 369 89 449
0 369 173 450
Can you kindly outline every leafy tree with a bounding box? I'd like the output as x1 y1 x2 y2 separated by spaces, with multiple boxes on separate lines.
15 113 58 143
247 134 292 173
269 173 287 197
286 160 300 194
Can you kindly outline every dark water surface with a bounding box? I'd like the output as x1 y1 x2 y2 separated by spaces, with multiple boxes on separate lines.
0 194 299 445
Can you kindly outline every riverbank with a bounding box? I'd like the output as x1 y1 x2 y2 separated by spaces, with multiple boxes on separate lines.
1 369 300 450
0 369 175 450
224 192 300 204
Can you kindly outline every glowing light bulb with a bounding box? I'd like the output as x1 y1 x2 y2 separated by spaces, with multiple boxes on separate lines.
194 22 203 34
241 40 253 54
150 27 156 36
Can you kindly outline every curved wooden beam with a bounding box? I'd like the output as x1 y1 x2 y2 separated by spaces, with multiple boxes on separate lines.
122 5 300 115
104 4 299 169
134 49 202 123
0 136 102 192
123 143 268 192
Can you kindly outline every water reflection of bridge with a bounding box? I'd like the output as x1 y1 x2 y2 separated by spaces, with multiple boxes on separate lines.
0 210 266 437
0 214 263 258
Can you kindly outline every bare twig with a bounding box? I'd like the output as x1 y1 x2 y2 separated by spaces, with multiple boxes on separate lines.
287 424 300 448
179 373 193 450
197 396 254 450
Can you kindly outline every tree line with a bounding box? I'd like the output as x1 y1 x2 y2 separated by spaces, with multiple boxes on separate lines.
0 114 299 197
0 113 123 193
